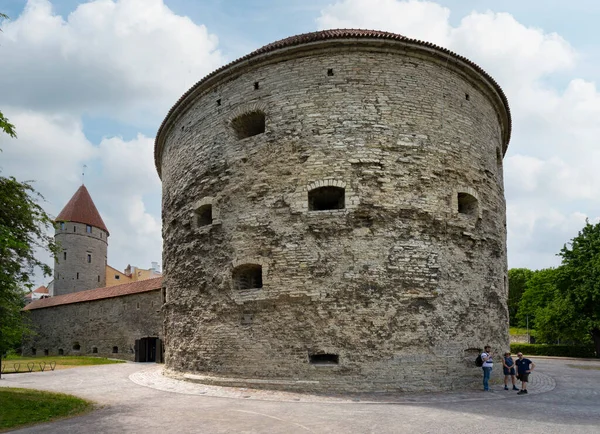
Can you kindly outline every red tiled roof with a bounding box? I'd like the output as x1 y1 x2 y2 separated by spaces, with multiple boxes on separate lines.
56 185 109 234
154 29 512 177
23 277 162 311
33 285 48 294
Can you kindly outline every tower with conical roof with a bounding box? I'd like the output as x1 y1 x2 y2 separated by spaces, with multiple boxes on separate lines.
53 185 109 296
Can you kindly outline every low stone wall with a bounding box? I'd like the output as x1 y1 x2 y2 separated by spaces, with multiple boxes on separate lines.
510 334 531 344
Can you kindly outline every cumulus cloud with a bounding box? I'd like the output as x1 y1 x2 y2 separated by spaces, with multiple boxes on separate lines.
0 109 162 276
0 0 225 124
0 0 228 283
317 0 600 269
0 107 97 208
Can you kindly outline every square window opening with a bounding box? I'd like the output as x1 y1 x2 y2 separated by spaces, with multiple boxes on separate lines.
308 186 345 211
231 110 265 140
233 264 263 290
457 192 478 216
196 204 213 227
309 353 339 365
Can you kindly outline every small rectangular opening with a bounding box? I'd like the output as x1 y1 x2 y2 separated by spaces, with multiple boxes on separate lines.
254 81 259 90
327 68 334 76
217 98 221 106
309 353 339 365
465 93 470 101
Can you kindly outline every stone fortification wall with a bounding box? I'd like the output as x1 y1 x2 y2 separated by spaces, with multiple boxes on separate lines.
23 290 161 361
54 221 108 295
157 33 511 392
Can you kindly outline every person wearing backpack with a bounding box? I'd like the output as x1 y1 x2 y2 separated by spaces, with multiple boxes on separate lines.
480 345 494 391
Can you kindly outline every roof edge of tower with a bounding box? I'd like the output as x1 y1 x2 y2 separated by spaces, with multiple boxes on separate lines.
154 29 511 179
55 185 110 235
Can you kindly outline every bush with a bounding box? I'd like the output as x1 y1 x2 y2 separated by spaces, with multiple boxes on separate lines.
510 343 597 358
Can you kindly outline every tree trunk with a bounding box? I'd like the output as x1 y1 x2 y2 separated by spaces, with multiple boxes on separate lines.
591 328 600 358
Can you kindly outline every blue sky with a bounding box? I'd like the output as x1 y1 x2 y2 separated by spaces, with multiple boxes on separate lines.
1 0 600 286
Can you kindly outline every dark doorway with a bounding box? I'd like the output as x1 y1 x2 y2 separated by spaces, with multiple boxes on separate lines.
135 337 161 362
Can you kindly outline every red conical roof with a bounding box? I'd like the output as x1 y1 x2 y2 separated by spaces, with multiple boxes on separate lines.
56 185 109 235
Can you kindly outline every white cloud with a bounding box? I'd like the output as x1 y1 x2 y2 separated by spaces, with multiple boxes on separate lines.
318 0 451 45
0 107 97 207
0 0 228 284
0 0 225 124
317 0 600 269
0 108 162 283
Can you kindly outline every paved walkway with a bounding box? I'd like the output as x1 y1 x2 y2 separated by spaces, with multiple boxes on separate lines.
130 365 556 404
1 357 598 433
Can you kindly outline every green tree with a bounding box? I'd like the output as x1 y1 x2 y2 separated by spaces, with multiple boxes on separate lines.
507 268 533 325
516 267 559 329
0 14 16 139
1 13 58 373
0 176 58 366
555 221 600 355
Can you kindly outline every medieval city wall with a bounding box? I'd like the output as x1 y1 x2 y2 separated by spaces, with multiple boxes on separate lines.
23 290 162 361
157 37 511 392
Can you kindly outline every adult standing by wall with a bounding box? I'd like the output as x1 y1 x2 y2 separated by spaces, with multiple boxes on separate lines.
481 345 494 391
502 351 519 390
515 352 535 395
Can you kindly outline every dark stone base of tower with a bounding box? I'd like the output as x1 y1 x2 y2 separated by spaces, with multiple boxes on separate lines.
156 30 512 392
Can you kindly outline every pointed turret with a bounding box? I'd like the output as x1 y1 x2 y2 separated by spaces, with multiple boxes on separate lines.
56 185 109 234
53 185 109 296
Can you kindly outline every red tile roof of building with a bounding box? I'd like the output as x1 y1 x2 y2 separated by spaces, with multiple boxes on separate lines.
33 285 48 294
55 185 109 234
23 277 162 311
155 29 512 177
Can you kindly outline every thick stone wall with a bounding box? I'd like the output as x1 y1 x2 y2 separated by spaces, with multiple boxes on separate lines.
54 222 108 295
158 39 510 392
23 291 162 361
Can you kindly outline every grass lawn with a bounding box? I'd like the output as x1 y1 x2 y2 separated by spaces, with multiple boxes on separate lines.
509 327 537 337
0 388 92 432
1 356 125 374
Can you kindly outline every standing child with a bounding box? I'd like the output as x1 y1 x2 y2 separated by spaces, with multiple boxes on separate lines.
502 352 519 391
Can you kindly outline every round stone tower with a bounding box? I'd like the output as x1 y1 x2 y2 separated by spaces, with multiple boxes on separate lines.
53 185 109 296
155 30 511 392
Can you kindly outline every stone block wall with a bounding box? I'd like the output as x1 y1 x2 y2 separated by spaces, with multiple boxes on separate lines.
157 36 510 392
23 290 162 361
54 222 108 295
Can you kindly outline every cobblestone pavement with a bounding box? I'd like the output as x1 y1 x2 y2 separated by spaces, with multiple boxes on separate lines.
1 357 598 433
129 365 556 404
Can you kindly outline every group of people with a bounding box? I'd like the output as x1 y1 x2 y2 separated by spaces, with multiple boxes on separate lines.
480 345 535 395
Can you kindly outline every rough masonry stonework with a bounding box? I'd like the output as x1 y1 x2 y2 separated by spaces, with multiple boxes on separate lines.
155 30 512 392
23 280 163 361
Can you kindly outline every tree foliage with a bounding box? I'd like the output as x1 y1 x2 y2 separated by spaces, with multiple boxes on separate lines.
508 268 533 325
516 267 559 328
0 22 57 357
555 221 600 354
0 176 58 356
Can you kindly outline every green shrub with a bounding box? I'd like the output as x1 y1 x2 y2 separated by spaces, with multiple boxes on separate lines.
510 343 597 358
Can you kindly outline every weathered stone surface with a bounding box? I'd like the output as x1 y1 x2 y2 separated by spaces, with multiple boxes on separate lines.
54 222 108 296
157 33 511 392
22 290 162 361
